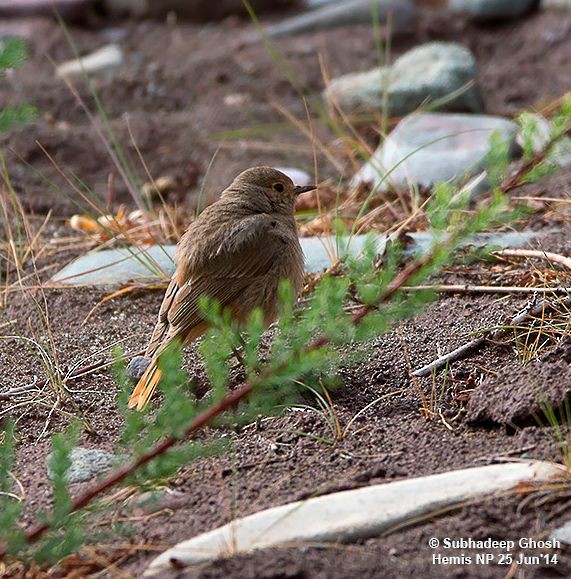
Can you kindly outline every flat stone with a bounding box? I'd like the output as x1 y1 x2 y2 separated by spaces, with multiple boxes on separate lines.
49 244 176 287
325 42 483 116
264 0 416 38
47 447 117 484
448 0 538 19
306 0 343 8
57 43 123 79
353 113 519 192
49 229 550 287
406 229 554 257
144 461 562 574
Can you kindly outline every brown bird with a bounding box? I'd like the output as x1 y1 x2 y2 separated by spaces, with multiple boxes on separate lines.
128 167 316 410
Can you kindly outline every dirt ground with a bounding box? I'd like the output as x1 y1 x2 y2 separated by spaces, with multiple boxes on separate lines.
1 4 571 578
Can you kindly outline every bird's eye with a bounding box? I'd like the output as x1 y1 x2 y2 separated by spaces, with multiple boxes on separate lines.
273 183 284 193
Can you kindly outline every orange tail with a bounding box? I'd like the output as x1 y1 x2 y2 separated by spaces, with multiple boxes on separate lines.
128 360 162 411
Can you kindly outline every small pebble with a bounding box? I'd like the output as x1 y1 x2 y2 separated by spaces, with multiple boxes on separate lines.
127 356 152 381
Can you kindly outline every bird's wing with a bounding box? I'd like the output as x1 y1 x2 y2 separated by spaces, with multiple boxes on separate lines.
159 214 281 348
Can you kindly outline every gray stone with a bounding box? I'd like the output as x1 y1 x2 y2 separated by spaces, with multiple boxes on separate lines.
264 0 416 39
550 520 571 545
127 356 152 381
144 461 561 574
406 229 554 258
50 228 549 287
306 0 343 8
448 0 538 19
353 113 519 192
57 44 123 79
47 447 117 484
49 244 176 287
325 42 483 116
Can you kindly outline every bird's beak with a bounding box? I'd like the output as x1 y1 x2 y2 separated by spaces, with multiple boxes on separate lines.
294 184 317 195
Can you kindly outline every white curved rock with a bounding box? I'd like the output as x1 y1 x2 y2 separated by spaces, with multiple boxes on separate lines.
144 461 564 576
57 44 123 79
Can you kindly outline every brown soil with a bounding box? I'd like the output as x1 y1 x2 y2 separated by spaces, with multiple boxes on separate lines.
1 5 571 579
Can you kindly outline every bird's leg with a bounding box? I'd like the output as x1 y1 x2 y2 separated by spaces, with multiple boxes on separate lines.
230 332 247 370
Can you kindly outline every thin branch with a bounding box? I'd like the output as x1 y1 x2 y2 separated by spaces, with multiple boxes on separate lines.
495 249 571 272
403 284 571 296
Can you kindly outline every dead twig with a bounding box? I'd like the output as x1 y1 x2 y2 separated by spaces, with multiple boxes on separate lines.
403 284 571 296
412 295 571 377
494 249 571 272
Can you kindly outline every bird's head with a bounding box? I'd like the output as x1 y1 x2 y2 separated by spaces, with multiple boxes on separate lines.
226 167 316 214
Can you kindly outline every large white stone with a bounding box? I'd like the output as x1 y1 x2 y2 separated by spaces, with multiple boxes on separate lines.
57 44 123 79
144 461 563 575
353 112 518 191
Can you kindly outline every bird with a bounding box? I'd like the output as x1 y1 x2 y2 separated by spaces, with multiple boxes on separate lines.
128 167 316 410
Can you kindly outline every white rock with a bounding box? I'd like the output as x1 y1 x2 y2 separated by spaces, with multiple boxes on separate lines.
144 461 563 575
57 44 123 79
353 112 518 192
543 0 571 8
274 167 313 187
